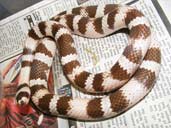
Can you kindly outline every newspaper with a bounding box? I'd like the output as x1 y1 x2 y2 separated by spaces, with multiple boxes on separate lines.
0 0 171 128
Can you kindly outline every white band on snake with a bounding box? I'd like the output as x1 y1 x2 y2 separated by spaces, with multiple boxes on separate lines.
15 4 161 120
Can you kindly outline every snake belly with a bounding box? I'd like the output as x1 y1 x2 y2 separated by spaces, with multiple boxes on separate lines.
15 4 161 120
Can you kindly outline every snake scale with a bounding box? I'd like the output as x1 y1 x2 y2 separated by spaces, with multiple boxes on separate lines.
15 4 161 120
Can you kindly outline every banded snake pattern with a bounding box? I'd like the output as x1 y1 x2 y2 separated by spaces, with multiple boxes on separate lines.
15 4 161 120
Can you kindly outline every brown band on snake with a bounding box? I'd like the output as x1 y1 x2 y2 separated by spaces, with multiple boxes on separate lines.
30 85 47 96
93 17 104 34
23 48 33 55
109 90 129 112
53 17 60 22
16 83 29 92
130 24 151 39
134 68 156 89
78 17 89 34
74 71 91 89
72 7 83 15
65 15 75 31
38 94 53 114
92 73 104 91
107 9 118 29
87 98 104 118
63 61 80 75
28 29 40 40
125 9 144 25
135 47 161 89
56 96 71 115
38 22 47 35
30 60 49 80
58 11 67 16
85 6 97 18
110 62 130 80
123 44 142 64
144 48 161 63
21 61 32 67
36 43 53 57
104 4 119 14
57 34 76 56
51 24 65 37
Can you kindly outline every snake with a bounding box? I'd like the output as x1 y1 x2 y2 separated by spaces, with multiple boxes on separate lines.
15 4 161 120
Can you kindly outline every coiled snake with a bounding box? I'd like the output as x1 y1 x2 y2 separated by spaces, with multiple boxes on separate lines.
15 4 161 120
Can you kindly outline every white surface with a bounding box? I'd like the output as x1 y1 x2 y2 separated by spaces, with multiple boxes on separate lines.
158 0 171 23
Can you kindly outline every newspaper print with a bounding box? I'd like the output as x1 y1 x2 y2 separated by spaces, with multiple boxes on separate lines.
0 0 171 127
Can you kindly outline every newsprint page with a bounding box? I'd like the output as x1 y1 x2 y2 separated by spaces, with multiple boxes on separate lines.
0 0 171 128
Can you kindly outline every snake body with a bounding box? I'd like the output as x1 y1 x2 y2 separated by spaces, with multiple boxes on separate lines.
15 4 161 120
